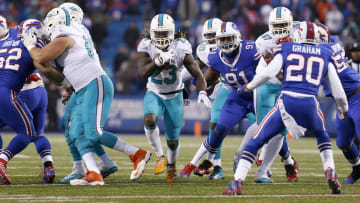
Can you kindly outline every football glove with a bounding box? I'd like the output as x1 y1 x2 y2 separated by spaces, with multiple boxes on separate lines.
21 31 37 51
197 90 211 108
61 87 74 105
236 85 249 94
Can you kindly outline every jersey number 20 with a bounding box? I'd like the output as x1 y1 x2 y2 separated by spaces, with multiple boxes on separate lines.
285 54 324 86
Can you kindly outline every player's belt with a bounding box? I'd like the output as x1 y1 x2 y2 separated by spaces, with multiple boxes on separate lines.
159 89 183 95
349 87 360 99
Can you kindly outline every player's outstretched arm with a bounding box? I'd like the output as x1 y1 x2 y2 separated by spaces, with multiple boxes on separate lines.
29 37 75 64
203 66 220 87
324 63 348 114
183 54 207 91
33 61 65 84
247 54 283 91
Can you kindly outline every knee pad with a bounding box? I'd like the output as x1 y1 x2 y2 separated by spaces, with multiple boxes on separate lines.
215 124 229 137
167 140 179 151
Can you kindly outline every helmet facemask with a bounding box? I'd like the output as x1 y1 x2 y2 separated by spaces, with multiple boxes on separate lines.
216 35 239 54
151 29 173 50
203 32 216 47
270 22 292 39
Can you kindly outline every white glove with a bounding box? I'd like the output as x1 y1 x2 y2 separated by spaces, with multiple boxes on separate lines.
154 51 171 67
21 31 37 51
197 90 212 108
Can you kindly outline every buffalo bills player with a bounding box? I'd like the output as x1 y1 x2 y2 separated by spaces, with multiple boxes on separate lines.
0 16 65 184
190 22 260 172
224 21 348 195
317 23 360 185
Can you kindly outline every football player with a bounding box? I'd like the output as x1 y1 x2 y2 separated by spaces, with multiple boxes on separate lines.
234 7 299 183
187 21 260 176
57 2 118 183
0 16 65 184
137 13 210 183
22 7 151 185
225 21 347 195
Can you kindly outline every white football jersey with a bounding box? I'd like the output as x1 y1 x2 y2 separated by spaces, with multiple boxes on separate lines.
255 31 281 85
51 23 105 92
137 37 192 99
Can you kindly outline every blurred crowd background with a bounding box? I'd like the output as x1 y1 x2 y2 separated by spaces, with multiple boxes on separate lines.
0 0 359 131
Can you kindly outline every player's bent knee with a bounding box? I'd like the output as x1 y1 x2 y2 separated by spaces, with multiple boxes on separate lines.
215 124 229 137
210 122 217 130
167 140 178 150
337 143 352 151
144 114 157 128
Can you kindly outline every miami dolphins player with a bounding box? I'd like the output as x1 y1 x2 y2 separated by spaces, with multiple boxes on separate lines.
191 21 260 173
225 21 346 195
0 16 65 184
137 13 210 183
233 7 299 183
22 7 151 185
317 23 360 185
57 3 118 182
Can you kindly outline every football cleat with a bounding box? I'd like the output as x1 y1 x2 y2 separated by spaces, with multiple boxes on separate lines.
100 165 118 179
254 177 273 183
42 166 55 183
0 159 11 185
284 159 299 181
70 171 104 186
343 164 360 184
154 156 167 175
223 179 243 195
194 160 212 176
129 149 151 181
179 162 196 177
208 165 224 180
167 163 176 183
60 173 84 183
325 167 341 194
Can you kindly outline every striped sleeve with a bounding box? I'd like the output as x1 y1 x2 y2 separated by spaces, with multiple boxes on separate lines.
272 44 282 56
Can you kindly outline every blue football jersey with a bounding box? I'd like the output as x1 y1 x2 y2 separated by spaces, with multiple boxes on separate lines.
322 40 360 97
0 26 36 92
275 42 334 96
208 40 260 97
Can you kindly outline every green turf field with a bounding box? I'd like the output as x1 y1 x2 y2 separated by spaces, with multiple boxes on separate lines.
0 134 359 202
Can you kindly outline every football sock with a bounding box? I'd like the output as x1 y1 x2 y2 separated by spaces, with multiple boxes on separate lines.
1 133 31 162
279 136 290 157
258 144 267 162
282 154 294 165
320 149 335 171
214 143 222 166
82 152 100 174
73 160 86 175
167 142 180 165
33 135 53 164
214 158 221 167
258 134 283 177
94 143 106 157
190 143 207 166
144 126 163 157
100 131 138 155
235 123 258 158
234 159 252 181
99 153 115 168
341 143 359 165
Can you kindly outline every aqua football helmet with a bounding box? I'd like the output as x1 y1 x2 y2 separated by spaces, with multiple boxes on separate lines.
150 14 175 50
268 7 293 40
202 18 223 48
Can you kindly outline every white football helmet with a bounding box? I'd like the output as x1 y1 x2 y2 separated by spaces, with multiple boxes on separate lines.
20 19 45 39
268 7 293 39
150 14 175 50
0 15 8 36
215 22 241 54
316 23 330 43
202 18 223 48
293 21 320 45
59 2 84 24
43 8 71 37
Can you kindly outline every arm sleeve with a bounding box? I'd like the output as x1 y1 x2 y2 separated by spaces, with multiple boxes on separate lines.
247 54 283 90
324 63 348 113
